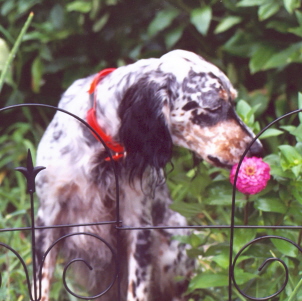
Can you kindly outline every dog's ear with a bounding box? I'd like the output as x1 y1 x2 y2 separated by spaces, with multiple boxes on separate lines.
118 79 173 181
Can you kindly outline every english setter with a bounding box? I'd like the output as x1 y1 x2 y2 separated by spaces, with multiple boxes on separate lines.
35 50 262 301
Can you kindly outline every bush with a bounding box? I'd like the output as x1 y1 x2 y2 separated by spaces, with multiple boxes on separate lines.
1 0 302 300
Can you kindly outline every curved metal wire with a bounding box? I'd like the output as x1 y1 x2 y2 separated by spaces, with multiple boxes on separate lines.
1 103 302 300
47 232 117 300
231 235 298 300
0 104 121 300
229 108 302 300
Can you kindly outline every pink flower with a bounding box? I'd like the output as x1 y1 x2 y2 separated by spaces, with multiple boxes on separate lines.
230 157 270 195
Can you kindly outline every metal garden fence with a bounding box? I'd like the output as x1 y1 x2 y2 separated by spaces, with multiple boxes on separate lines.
1 103 302 301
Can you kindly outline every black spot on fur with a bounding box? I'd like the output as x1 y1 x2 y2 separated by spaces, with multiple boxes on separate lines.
132 281 137 298
191 109 219 126
134 230 152 268
53 130 62 141
152 200 166 225
182 101 198 111
35 217 46 266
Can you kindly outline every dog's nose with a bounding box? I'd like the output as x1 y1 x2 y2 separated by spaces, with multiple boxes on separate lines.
248 140 263 157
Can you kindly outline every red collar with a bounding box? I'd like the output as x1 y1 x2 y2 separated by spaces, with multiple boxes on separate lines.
87 68 125 161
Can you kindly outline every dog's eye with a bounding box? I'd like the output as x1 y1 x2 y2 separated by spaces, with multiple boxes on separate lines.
182 101 199 111
204 105 222 113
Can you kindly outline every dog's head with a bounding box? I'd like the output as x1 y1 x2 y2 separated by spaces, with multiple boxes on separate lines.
118 50 262 179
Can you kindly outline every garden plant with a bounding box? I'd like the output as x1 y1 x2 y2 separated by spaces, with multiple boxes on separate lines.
1 0 302 300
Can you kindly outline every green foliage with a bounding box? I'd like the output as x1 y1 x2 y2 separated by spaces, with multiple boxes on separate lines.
1 0 302 300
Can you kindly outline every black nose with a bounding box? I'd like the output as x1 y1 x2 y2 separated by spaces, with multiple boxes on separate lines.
248 140 263 157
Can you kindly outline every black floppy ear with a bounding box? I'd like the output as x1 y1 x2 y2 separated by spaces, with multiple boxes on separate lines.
118 79 172 180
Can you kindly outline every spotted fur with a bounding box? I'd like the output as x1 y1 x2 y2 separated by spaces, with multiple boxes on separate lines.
35 50 262 301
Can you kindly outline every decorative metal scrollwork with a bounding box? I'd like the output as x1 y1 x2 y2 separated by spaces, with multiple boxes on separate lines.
2 104 302 300
231 235 300 300
229 109 302 301
0 104 121 300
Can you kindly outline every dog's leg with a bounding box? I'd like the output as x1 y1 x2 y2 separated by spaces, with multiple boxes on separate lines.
34 175 65 301
121 182 155 301
151 186 194 301
154 227 193 301
127 229 153 301
34 222 60 301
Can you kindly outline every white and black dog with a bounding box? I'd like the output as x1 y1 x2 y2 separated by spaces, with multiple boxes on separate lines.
35 50 262 301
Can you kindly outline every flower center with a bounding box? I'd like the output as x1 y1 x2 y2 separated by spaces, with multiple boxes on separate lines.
245 165 256 176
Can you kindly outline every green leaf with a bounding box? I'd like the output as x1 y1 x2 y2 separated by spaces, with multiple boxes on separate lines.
170 202 204 219
214 16 242 34
249 45 278 73
236 99 252 118
259 128 283 139
233 270 259 285
258 2 280 21
266 20 292 33
50 4 64 30
279 145 302 170
148 8 179 37
66 1 92 13
31 56 44 93
296 10 302 26
237 0 265 7
92 13 109 32
288 26 302 37
290 123 302 142
255 197 287 214
212 253 230 269
190 6 212 36
271 237 297 257
0 38 11 84
165 25 184 49
205 182 234 206
233 229 256 253
292 186 302 204
189 272 228 290
223 30 258 57
262 42 302 70
283 0 300 14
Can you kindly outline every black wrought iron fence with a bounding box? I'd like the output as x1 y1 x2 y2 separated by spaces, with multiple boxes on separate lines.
1 103 302 301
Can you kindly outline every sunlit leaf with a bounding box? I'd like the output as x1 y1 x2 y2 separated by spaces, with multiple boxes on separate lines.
215 16 242 34
271 237 298 257
283 0 300 14
249 45 278 73
165 25 184 49
255 197 287 214
0 38 12 85
258 2 280 21
148 8 179 37
189 272 228 289
233 229 256 253
279 145 302 170
66 1 91 13
262 42 302 70
237 0 264 7
259 128 283 139
190 6 212 36
31 56 44 93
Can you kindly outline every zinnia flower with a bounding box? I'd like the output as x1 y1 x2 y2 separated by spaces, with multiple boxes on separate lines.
230 157 270 195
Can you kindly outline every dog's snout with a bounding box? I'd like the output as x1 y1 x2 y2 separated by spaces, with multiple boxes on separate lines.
248 140 263 157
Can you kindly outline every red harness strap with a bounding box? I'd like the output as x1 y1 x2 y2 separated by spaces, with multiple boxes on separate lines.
87 68 125 161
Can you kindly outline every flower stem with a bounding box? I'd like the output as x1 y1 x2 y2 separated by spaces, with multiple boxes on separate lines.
244 195 250 225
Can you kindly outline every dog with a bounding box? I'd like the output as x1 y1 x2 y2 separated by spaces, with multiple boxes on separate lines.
35 49 262 301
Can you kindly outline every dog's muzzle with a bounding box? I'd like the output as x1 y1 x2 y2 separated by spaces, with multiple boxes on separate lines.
208 139 263 169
